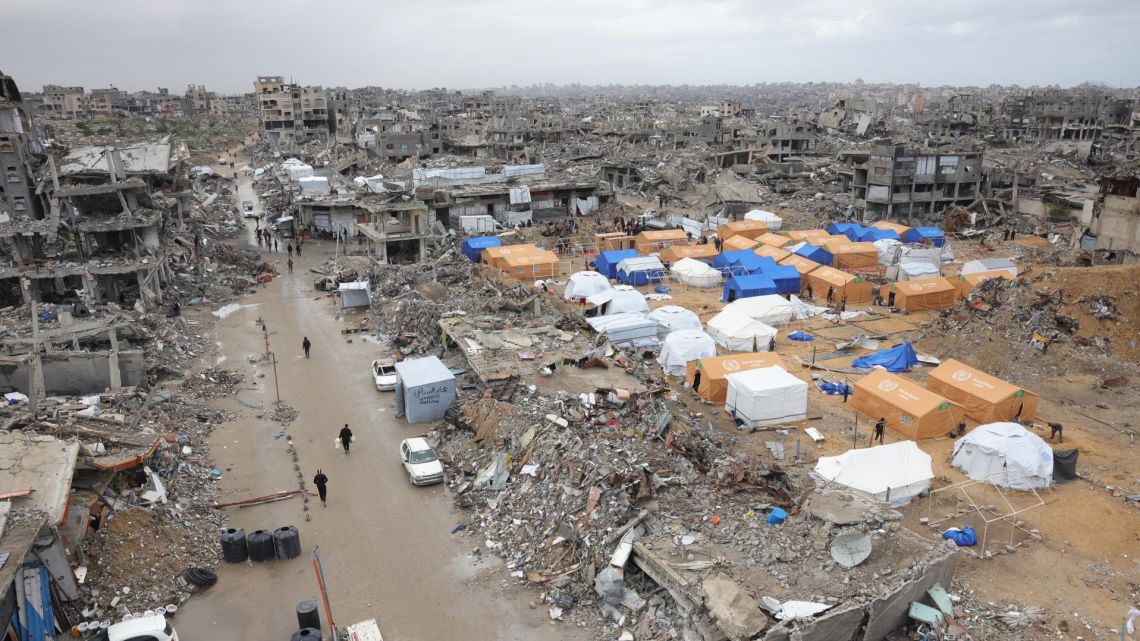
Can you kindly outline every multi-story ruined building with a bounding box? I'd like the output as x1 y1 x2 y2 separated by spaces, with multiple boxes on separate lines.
254 76 331 144
846 141 983 223
997 88 1137 142
41 85 86 117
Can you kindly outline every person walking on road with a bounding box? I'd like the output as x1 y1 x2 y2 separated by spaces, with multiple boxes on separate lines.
339 424 354 454
287 243 293 258
302 336 311 358
313 470 328 506
296 240 302 257
287 258 294 274
273 237 279 253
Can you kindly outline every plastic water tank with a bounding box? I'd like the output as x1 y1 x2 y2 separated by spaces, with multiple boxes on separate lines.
220 528 248 563
247 529 276 562
273 526 301 560
296 601 320 631
290 628 321 641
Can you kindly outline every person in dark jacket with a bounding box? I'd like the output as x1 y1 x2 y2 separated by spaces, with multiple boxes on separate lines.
313 470 328 506
302 337 311 358
870 418 886 445
339 424 354 454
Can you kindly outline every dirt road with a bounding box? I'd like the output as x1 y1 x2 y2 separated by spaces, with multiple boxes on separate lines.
175 187 582 640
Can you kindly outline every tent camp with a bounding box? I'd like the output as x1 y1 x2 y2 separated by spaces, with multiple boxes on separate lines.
657 330 717 376
617 256 666 285
827 222 864 239
888 261 941 281
587 312 659 345
954 270 1014 296
952 422 1053 490
594 232 635 252
722 274 778 302
793 243 833 266
926 359 1038 423
649 305 703 337
635 230 688 255
821 239 879 269
753 243 792 263
753 261 801 295
724 366 808 428
724 294 796 326
482 243 541 269
587 285 649 316
707 309 777 351
813 441 934 507
903 226 945 247
719 220 769 241
501 251 559 280
856 227 901 243
744 209 783 230
659 244 718 264
805 266 873 304
872 220 912 240
890 277 958 311
755 232 792 248
394 356 457 423
852 370 965 440
961 257 1017 277
595 249 639 279
338 281 372 308
563 271 612 301
670 258 723 288
721 235 761 252
713 249 764 274
786 229 831 243
685 353 784 403
462 236 501 262
778 254 821 277
852 342 918 372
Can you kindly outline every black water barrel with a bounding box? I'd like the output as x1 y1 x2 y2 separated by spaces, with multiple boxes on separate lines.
248 529 276 562
273 526 301 560
296 601 320 631
290 628 320 641
220 528 248 563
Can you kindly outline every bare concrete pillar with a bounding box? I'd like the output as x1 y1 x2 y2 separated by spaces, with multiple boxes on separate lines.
107 327 121 389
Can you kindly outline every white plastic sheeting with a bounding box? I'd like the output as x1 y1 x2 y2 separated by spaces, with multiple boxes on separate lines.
286 164 314 181
812 441 934 507
889 261 941 281
564 271 612 300
961 257 1017 277
502 164 545 179
338 281 372 308
298 176 330 195
723 295 796 326
648 306 703 336
707 309 777 352
576 196 599 214
671 258 722 288
587 285 649 315
617 256 665 275
587 312 659 344
657 330 717 376
951 422 1053 490
724 366 808 427
743 209 783 230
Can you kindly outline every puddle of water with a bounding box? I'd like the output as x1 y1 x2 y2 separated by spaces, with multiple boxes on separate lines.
212 303 259 319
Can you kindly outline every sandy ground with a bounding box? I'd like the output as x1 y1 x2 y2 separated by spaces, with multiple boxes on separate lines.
174 174 585 640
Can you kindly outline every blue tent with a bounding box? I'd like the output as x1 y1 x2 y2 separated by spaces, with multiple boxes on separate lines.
713 249 759 273
827 222 863 238
758 263 801 295
596 249 638 279
904 226 945 247
461 236 502 262
722 274 778 302
794 243 833 266
857 227 901 243
852 342 919 372
618 265 665 286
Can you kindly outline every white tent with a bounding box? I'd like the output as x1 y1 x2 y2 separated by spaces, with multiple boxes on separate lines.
588 285 649 316
586 312 659 345
873 239 903 266
338 281 372 308
961 257 1018 277
707 309 777 352
564 271 613 301
743 209 783 230
812 441 934 507
617 256 665 278
724 295 796 326
671 258 722 288
724 366 808 428
888 261 941 281
657 330 716 376
951 422 1053 490
648 305 702 337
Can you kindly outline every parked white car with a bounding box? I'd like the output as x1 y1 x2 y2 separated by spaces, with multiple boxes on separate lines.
107 615 179 641
372 359 397 391
399 438 444 486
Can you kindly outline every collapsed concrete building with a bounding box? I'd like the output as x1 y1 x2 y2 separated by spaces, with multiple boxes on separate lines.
842 142 983 224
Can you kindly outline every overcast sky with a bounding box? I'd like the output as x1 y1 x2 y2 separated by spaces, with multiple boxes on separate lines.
3 0 1138 94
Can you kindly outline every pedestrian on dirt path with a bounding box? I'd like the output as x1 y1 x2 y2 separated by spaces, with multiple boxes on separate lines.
287 243 293 257
273 238 279 253
313 470 328 506
256 230 262 247
287 258 294 274
339 424 354 454
302 336 311 358
870 418 886 446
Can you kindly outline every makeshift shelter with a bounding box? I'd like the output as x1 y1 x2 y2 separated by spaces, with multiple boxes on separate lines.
754 261 800 295
813 441 934 507
806 266 873 304
686 353 784 403
707 309 777 351
563 271 612 301
827 222 864 239
714 250 766 275
501 251 559 280
793 243 832 266
852 342 919 372
587 312 658 346
856 227 901 243
670 258 723 288
298 176 330 195
394 356 457 423
889 261 941 281
617 256 666 285
338 281 372 308
890 277 958 311
926 359 1038 423
778 254 821 277
903 226 945 247
786 229 830 243
872 220 912 239
595 249 639 279
955 270 1014 296
753 243 792 263
659 244 718 264
588 285 649 316
724 366 808 428
649 305 703 337
719 220 769 241
462 236 501 262
722 274 778 302
852 370 965 440
961 258 1017 277
721 235 761 252
744 209 783 230
657 330 717 376
723 295 796 326
635 230 688 255
952 423 1053 490
594 232 635 251
482 243 541 269
821 239 879 269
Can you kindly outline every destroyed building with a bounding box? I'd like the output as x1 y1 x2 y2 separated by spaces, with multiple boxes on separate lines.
844 141 983 224
255 76 333 144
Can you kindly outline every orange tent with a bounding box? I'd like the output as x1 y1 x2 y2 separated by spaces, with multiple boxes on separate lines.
500 251 560 279
719 220 769 241
821 239 879 269
595 232 635 252
482 243 542 269
685 353 784 403
721 235 760 252
754 244 791 262
926 359 1039 423
852 370 965 440
805 266 873 303
786 229 830 243
891 277 958 311
755 232 791 248
778 254 821 276
872 220 912 239
954 270 1014 296
635 230 688 254
660 244 718 263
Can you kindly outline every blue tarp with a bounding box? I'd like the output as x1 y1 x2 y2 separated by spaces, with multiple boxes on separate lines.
618 266 665 286
818 381 853 396
852 342 919 372
827 222 863 238
712 250 762 273
794 243 832 266
722 274 778 302
942 527 977 546
596 250 639 279
788 331 815 341
857 227 901 243
752 257 801 295
904 226 945 247
461 236 501 262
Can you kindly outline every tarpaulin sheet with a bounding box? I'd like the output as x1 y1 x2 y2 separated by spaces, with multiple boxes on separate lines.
462 236 501 261
852 342 918 372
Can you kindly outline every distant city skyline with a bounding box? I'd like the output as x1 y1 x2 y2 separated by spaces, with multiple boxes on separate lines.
3 0 1139 94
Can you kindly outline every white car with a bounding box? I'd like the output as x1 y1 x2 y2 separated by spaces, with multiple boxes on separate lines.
372 359 397 391
107 615 179 641
399 438 444 486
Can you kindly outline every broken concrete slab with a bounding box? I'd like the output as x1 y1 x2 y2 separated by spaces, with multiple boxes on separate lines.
701 572 768 639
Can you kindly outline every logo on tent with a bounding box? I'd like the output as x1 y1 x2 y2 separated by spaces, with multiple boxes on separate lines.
951 369 972 381
878 380 898 392
723 360 741 371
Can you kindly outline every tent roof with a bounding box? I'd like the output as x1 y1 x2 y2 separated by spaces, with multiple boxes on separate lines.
671 257 717 275
483 243 540 260
809 266 858 287
927 359 1025 404
617 256 665 272
722 235 761 251
723 220 769 233
754 244 792 261
462 236 501 250
660 244 718 261
822 239 878 255
708 309 777 339
502 251 558 266
958 270 1014 287
756 232 792 248
724 294 795 318
778 254 821 275
854 370 952 418
725 365 804 394
872 220 912 235
637 229 688 241
952 422 1053 487
892 276 956 296
692 353 783 380
786 229 830 241
813 441 933 500
564 271 612 299
725 273 777 292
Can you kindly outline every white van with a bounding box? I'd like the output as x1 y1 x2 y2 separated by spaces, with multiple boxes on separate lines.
106 615 179 641
459 215 506 234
